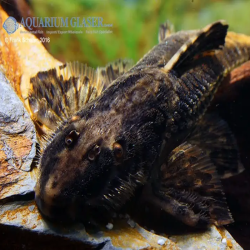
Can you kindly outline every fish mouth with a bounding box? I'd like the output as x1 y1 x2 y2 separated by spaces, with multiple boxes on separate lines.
35 180 112 224
35 192 77 223
35 192 114 226
34 180 81 223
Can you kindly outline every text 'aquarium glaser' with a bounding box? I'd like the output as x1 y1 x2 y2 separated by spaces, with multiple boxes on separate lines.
29 20 250 228
17 16 113 31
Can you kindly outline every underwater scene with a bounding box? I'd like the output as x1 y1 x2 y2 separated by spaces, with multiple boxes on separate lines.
1 0 250 249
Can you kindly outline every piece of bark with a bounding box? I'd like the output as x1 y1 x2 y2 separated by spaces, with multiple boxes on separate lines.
0 71 37 200
0 200 243 250
213 60 250 103
0 200 179 250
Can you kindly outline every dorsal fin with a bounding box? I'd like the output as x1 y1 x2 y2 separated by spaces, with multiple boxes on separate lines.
163 20 228 72
158 21 175 43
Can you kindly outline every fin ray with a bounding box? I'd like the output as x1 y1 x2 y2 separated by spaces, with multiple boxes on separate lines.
28 60 133 133
188 114 244 178
150 142 233 227
158 21 175 43
163 20 228 72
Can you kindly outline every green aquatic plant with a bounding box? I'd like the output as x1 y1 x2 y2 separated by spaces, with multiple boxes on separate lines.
30 0 250 67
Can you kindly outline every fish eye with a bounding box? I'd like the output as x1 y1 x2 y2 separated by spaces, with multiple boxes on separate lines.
88 145 101 161
65 130 80 146
113 142 123 159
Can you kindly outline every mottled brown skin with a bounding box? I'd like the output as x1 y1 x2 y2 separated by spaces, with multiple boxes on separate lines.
35 22 250 227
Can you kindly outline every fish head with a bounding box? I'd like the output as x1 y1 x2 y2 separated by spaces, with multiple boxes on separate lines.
35 109 148 223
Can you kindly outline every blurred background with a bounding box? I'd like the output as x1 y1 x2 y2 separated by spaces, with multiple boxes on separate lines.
4 0 249 67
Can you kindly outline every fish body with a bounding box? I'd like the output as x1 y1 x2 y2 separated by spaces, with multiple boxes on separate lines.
32 21 250 227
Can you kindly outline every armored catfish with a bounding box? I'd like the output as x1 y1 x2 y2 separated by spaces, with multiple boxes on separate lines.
29 21 250 228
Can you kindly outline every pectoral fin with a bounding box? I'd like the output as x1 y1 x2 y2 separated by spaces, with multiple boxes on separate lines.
29 62 98 132
28 60 133 133
149 142 233 227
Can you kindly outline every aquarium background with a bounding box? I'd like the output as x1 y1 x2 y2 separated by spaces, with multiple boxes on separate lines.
29 0 250 67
